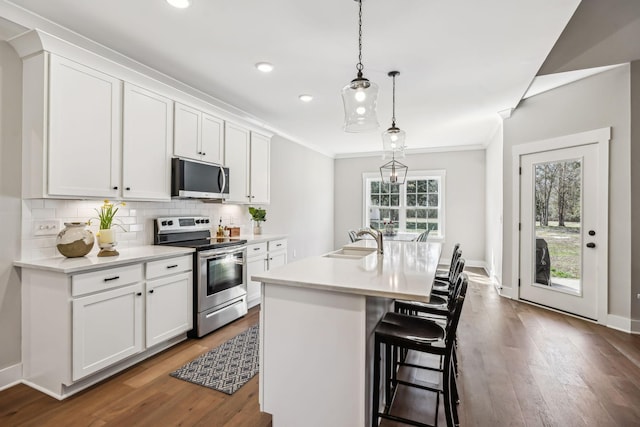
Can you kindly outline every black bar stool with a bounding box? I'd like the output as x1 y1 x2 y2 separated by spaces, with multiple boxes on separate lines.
372 276 468 427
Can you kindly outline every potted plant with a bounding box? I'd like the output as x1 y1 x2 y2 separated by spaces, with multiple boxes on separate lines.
89 199 126 256
248 206 266 235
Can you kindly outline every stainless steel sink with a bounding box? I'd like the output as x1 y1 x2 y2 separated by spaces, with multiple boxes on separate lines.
322 248 377 259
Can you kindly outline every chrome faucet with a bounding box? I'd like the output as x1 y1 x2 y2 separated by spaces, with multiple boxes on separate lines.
356 228 384 255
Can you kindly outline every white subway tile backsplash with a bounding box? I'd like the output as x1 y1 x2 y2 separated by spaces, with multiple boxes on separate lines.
20 198 254 260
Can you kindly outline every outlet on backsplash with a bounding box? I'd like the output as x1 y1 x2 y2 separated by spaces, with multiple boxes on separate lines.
32 220 61 236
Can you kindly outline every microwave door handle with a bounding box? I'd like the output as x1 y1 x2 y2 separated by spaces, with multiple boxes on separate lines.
219 168 227 194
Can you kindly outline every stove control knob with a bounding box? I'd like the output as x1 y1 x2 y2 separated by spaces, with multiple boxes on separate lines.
205 219 210 224
161 221 167 226
195 219 200 224
167 220 174 226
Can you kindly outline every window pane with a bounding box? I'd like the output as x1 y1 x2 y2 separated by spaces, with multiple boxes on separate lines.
407 180 416 193
390 183 400 194
391 209 399 222
381 195 389 206
370 220 383 229
371 195 380 206
428 180 438 193
428 194 439 206
406 222 416 230
390 194 399 206
416 209 426 219
406 209 416 219
381 182 390 194
371 181 380 193
428 223 438 231
417 180 427 192
427 208 438 219
407 194 416 207
380 209 390 220
418 194 427 207
417 222 427 230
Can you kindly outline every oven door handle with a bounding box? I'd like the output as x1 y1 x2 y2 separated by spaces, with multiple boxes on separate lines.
199 246 246 258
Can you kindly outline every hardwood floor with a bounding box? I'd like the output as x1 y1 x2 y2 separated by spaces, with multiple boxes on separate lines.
2 269 640 426
0 307 271 427
381 268 640 426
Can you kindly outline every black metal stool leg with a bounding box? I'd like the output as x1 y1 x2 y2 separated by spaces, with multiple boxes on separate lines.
372 336 381 427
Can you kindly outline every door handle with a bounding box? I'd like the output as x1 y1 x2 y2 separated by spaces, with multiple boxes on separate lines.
586 242 596 248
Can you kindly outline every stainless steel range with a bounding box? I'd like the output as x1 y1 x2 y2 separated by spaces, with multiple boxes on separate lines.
154 216 248 337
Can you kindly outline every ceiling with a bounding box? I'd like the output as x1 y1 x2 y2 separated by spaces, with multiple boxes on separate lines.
2 0 582 157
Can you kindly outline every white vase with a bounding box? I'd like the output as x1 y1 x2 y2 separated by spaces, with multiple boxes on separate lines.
56 222 94 258
253 223 262 235
98 228 116 244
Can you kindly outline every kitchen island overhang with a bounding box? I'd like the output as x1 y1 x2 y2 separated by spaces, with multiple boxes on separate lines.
253 240 442 427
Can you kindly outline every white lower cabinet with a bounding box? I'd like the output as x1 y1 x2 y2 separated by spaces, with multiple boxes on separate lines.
20 253 193 399
146 271 192 347
246 239 287 309
72 282 144 381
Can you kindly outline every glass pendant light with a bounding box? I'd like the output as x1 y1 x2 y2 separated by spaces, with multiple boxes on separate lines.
380 150 408 185
382 71 406 158
341 0 379 132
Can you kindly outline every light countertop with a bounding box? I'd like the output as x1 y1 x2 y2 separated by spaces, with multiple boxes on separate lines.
238 234 288 245
252 241 441 302
14 246 195 274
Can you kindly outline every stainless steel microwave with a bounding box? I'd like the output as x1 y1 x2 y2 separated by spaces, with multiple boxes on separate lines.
171 158 229 199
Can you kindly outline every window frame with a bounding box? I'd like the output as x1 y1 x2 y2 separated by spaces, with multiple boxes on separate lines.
362 169 446 241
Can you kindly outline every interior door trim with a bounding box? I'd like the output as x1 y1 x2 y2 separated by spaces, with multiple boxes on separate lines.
510 127 610 324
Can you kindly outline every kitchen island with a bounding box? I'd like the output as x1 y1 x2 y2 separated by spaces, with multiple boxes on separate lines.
253 240 441 427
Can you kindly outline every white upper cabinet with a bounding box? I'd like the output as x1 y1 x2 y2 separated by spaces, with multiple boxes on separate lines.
174 102 224 165
224 122 251 203
224 123 270 204
47 55 122 198
122 83 173 201
250 132 271 204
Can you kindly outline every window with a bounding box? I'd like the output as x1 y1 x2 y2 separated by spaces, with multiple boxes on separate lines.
363 170 445 239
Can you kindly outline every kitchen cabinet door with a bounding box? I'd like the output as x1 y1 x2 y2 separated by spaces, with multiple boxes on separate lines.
250 132 270 204
224 122 250 203
173 102 201 161
146 272 192 347
200 112 224 165
48 55 121 198
246 249 267 309
72 282 144 381
122 83 173 200
269 251 287 270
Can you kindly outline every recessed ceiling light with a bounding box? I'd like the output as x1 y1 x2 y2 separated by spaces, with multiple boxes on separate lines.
255 62 274 73
166 0 191 9
299 94 313 103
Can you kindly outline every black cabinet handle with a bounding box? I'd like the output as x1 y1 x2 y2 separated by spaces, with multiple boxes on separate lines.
197 151 202 155
104 276 120 282
276 244 282 247
588 230 596 236
113 186 118 190
201 152 206 156
253 247 261 251
167 264 178 269
125 187 131 191
586 242 596 248
136 292 142 296
149 289 154 294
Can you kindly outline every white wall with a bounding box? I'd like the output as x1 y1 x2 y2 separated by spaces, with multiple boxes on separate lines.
485 124 503 287
0 39 22 374
503 65 632 320
334 150 486 266
631 61 640 326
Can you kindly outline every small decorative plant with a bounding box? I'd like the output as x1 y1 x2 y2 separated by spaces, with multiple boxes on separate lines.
91 199 127 230
248 206 267 224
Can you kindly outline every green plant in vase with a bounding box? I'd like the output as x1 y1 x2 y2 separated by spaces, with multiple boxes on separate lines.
248 207 266 235
89 199 126 256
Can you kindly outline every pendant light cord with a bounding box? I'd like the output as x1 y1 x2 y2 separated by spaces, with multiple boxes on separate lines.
357 0 364 77
391 73 396 127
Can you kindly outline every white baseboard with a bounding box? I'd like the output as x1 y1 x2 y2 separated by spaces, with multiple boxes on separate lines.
631 319 640 335
607 314 632 333
0 363 22 392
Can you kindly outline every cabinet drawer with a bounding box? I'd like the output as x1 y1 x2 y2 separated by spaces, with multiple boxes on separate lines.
247 242 267 258
268 239 287 252
72 264 143 297
146 255 192 280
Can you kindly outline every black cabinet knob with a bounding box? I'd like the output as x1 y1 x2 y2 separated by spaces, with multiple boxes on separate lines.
136 292 142 296
113 186 118 190
149 289 154 294
125 187 131 191
586 242 596 248
588 230 596 236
